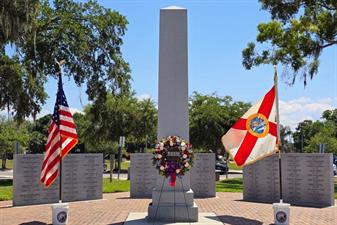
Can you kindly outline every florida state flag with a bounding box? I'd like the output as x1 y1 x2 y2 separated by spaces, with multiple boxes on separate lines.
222 86 278 167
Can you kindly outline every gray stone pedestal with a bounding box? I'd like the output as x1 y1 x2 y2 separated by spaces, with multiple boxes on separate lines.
147 174 198 222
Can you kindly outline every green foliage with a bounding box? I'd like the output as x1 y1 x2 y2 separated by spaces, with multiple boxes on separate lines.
0 0 39 48
189 92 251 151
322 109 337 127
1 0 131 121
293 120 325 151
77 94 157 154
0 118 29 168
280 125 293 152
132 98 157 148
27 114 51 153
292 109 337 154
243 0 337 85
304 122 337 154
19 0 131 100
0 54 46 121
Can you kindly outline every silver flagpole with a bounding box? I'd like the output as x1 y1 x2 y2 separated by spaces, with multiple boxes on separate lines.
274 65 283 203
56 59 65 203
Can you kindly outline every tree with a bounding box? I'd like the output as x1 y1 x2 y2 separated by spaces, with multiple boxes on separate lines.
189 92 251 151
280 125 293 152
82 93 157 154
19 0 131 100
242 0 337 85
292 108 337 153
0 0 38 50
322 109 337 128
72 112 89 143
0 0 45 121
0 118 29 169
292 120 323 152
304 122 337 154
27 114 51 153
132 98 157 151
1 0 131 120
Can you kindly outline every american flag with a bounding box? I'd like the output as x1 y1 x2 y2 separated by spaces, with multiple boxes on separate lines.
40 74 78 187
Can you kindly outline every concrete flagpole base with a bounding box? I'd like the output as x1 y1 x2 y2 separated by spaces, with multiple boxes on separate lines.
52 202 69 225
273 201 290 225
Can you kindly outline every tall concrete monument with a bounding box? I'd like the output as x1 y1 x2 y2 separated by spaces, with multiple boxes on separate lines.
147 6 198 222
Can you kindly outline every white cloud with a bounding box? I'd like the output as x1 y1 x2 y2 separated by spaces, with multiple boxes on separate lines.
0 107 83 121
36 109 51 118
280 97 336 130
137 94 151 100
69 108 83 115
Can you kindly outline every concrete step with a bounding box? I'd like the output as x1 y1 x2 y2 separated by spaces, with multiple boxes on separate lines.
148 202 198 222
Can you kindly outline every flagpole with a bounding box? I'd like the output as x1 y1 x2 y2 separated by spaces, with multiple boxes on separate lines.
274 65 283 203
59 130 62 204
56 59 65 204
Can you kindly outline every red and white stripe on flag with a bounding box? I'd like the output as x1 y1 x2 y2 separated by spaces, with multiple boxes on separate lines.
40 75 78 187
221 86 278 167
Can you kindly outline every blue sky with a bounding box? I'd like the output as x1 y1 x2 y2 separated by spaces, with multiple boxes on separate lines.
36 1 337 129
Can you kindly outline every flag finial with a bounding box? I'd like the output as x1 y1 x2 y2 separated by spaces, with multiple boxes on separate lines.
55 59 65 75
273 65 278 82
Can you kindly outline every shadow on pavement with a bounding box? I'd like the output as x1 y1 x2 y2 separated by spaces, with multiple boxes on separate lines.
115 196 150 200
19 222 49 225
209 215 263 225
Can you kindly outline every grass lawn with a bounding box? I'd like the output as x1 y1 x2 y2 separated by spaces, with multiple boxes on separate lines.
335 178 337 199
104 160 130 171
216 178 243 192
227 162 241 171
0 178 130 201
103 178 130 193
1 178 336 201
0 180 13 201
216 178 337 199
3 159 130 171
1 159 13 170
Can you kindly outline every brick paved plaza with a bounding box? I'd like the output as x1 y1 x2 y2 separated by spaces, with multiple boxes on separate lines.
1 192 336 225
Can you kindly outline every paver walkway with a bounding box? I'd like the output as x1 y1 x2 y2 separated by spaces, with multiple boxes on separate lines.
0 192 336 225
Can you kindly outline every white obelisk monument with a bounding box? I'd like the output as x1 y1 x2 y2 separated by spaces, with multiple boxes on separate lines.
147 6 198 222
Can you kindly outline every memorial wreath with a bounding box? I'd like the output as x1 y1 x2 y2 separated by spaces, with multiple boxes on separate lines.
153 135 194 187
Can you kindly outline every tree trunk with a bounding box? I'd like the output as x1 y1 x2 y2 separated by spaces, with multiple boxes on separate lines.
0 44 5 55
1 155 6 169
7 103 10 120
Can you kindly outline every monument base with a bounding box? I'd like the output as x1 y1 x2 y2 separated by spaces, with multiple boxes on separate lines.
148 202 198 222
148 188 198 222
125 213 221 225
148 175 199 222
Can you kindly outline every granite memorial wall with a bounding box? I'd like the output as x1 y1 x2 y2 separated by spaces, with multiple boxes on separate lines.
130 153 216 198
190 153 216 198
13 154 103 206
243 153 334 207
130 153 157 198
